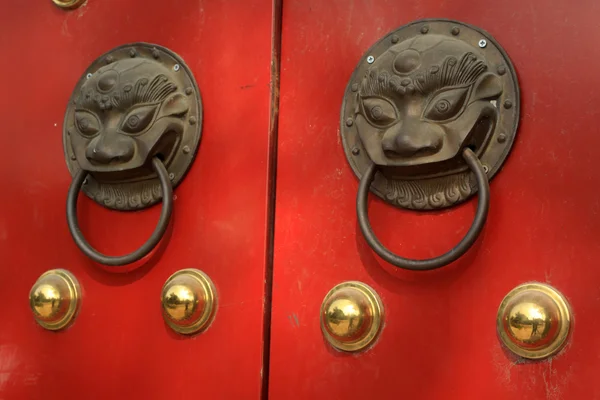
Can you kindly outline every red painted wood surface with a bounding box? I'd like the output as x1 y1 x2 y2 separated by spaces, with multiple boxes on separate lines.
270 1 600 399
0 1 272 398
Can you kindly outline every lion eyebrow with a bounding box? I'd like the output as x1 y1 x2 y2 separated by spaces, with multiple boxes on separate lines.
359 69 405 98
77 74 177 111
359 52 487 98
413 52 487 94
112 74 177 109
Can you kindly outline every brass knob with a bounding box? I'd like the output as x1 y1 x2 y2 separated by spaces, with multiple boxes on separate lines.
161 269 217 335
497 282 571 359
52 0 86 9
29 269 81 330
320 281 383 352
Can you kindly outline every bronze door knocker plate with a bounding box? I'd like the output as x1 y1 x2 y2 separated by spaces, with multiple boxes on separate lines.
63 43 202 266
341 19 519 270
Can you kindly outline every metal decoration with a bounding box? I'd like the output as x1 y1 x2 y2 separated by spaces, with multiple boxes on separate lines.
161 269 217 335
52 0 86 9
341 19 519 270
320 281 383 352
29 269 81 331
63 43 202 266
64 43 202 211
497 283 571 360
342 19 518 210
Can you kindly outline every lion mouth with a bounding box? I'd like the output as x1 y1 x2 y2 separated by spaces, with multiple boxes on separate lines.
83 130 182 184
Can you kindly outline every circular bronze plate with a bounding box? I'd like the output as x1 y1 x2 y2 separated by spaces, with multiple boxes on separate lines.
63 43 202 210
341 19 519 210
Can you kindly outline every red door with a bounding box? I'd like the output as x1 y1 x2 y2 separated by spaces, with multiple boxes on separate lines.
0 1 273 398
4 1 600 399
270 1 600 399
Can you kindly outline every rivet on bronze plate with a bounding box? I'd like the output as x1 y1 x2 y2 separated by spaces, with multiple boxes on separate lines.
161 269 217 335
29 269 81 331
52 0 85 10
320 281 383 352
497 282 571 360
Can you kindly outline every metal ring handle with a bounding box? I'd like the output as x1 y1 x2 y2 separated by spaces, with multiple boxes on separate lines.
357 148 490 271
67 157 173 266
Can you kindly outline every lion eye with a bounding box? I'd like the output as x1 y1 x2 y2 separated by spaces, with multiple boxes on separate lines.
361 97 398 127
120 104 158 134
75 110 101 137
423 87 469 121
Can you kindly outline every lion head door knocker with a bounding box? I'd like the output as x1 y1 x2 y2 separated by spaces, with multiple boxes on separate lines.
63 43 202 267
341 20 519 270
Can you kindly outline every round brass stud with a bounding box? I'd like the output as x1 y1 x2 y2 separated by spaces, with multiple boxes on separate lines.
52 0 86 9
497 282 571 360
161 269 217 335
320 281 383 352
29 269 81 331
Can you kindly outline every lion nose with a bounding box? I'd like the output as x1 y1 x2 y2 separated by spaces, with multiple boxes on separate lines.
382 134 442 157
86 134 135 164
381 120 444 157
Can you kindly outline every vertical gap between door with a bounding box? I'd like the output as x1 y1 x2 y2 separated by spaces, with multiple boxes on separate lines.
261 0 282 399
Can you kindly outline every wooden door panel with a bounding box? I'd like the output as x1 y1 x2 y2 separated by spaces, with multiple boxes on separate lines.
0 1 273 398
270 1 600 399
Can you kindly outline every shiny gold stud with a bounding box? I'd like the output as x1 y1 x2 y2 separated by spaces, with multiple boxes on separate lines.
52 0 86 9
320 281 383 352
161 269 217 335
497 282 571 360
29 269 81 331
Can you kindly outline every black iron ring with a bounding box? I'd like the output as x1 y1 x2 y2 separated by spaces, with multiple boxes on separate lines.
356 148 490 271
66 157 173 266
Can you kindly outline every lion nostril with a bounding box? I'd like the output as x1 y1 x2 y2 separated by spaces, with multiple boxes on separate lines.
413 146 437 157
383 149 402 158
381 140 406 158
424 138 443 152
382 140 397 153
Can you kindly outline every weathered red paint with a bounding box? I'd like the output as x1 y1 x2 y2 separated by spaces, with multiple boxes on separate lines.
270 1 600 399
0 1 272 398
3 1 600 398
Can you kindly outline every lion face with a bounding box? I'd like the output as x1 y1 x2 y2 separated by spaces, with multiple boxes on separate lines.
355 34 503 172
69 59 189 177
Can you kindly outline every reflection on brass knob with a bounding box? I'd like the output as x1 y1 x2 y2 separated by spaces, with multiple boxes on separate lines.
320 281 383 352
497 282 571 360
161 269 217 335
29 269 81 331
52 0 86 9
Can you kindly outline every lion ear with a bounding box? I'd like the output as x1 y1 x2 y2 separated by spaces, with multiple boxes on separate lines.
471 72 503 102
158 93 189 118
